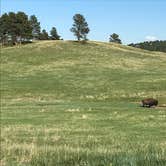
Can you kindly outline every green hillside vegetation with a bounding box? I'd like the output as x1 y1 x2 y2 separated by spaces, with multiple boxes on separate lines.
128 40 166 53
1 41 166 166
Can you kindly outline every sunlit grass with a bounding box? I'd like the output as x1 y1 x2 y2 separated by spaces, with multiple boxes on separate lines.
1 41 166 165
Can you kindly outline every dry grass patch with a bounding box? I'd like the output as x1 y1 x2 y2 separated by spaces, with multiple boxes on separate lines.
65 108 80 112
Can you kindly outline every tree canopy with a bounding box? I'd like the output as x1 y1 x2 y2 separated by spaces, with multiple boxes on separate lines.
39 29 49 40
109 33 122 44
0 11 61 45
0 12 32 45
128 40 166 53
30 15 41 40
50 27 60 40
70 14 90 41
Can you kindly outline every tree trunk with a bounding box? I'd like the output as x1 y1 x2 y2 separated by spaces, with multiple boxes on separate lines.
77 36 80 41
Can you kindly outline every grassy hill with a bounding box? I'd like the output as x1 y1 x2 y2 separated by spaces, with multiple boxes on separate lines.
1 41 166 165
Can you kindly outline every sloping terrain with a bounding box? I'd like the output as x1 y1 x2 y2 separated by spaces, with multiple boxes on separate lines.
1 41 166 165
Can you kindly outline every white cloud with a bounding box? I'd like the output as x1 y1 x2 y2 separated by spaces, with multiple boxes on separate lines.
145 35 157 41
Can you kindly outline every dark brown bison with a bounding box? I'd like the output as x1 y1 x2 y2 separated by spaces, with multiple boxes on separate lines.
141 98 158 107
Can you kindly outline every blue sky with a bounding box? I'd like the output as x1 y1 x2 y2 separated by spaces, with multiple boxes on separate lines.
1 0 166 44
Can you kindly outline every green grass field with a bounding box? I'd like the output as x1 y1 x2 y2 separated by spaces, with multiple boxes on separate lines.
1 40 166 166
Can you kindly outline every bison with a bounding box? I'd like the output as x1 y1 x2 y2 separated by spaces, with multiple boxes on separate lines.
141 98 158 108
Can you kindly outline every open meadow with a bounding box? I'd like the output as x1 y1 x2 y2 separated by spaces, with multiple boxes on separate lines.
1 41 166 165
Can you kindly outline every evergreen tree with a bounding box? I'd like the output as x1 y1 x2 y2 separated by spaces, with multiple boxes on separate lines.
0 13 10 44
50 27 60 40
39 29 49 40
30 15 41 40
128 40 166 53
109 33 122 44
0 12 32 45
7 12 17 44
16 12 32 42
70 14 90 41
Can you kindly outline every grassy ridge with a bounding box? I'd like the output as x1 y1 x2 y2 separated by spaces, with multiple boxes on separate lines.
1 41 166 165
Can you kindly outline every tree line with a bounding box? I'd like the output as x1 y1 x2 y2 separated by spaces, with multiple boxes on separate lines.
0 11 122 46
1 11 165 53
2 11 166 53
128 40 166 53
0 12 61 45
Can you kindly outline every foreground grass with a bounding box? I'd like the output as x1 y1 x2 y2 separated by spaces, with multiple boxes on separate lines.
1 41 166 165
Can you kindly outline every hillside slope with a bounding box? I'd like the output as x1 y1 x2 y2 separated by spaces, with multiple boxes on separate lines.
1 40 166 104
1 41 166 165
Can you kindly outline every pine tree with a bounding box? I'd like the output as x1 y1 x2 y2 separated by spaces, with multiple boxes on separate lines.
0 12 32 45
16 12 32 42
109 33 122 44
70 14 90 41
30 15 41 40
50 27 60 40
0 13 10 44
39 29 49 40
